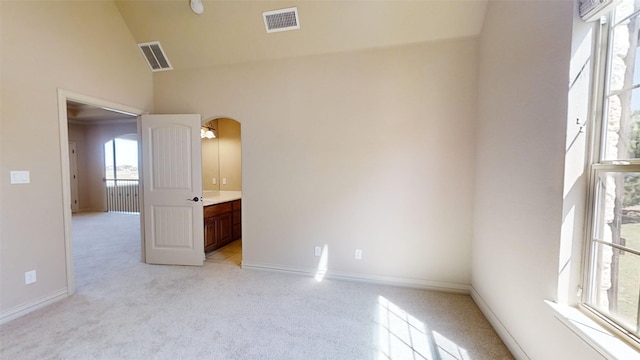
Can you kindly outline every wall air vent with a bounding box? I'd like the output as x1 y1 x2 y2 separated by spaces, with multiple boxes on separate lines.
137 41 173 72
263 7 300 33
579 0 618 22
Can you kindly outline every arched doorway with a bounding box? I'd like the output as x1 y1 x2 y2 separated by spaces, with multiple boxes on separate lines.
201 117 243 266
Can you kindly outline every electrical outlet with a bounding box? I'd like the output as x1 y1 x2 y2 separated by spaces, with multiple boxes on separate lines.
222 178 227 185
355 249 362 260
25 270 36 285
314 246 322 257
212 178 217 185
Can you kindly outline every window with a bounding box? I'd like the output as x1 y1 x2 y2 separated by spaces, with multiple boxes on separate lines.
104 136 138 181
104 135 139 213
585 0 640 345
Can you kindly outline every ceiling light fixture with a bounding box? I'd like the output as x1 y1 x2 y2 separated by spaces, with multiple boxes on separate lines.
201 126 215 139
190 0 204 15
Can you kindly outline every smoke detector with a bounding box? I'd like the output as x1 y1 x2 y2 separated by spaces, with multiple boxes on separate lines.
263 7 300 33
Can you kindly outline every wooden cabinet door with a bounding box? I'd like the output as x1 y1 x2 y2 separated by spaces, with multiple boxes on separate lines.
232 211 241 240
232 200 241 240
203 201 238 252
219 212 233 246
204 216 220 253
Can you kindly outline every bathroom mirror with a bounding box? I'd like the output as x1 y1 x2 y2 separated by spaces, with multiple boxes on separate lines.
201 118 241 192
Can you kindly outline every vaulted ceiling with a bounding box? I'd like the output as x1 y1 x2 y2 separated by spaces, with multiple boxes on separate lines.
114 0 488 70
71 1 488 121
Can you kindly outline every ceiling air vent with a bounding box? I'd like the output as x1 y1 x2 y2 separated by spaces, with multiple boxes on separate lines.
263 7 300 33
137 41 173 72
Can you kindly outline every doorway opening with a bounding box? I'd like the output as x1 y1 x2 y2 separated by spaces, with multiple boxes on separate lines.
201 118 243 267
58 89 144 295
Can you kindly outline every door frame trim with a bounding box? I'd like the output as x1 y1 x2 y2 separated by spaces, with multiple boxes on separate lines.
57 89 145 295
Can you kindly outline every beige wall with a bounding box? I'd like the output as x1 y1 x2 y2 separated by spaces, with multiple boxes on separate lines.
0 1 153 317
202 118 242 191
155 38 477 287
472 1 602 359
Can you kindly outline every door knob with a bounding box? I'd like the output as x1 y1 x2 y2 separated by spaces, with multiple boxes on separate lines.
187 196 200 202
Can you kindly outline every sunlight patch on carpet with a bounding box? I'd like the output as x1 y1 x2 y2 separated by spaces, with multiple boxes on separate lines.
376 296 470 360
314 244 329 282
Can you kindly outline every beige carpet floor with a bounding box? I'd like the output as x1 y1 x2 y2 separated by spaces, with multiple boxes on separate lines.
0 212 513 360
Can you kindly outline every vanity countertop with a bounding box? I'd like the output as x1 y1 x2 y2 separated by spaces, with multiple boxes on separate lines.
202 190 241 206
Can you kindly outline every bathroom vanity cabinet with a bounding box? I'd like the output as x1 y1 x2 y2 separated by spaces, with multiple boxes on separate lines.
204 199 241 253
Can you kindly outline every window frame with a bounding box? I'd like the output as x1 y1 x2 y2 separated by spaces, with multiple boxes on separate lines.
583 6 640 349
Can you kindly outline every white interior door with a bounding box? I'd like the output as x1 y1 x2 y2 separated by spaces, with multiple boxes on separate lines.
141 114 204 266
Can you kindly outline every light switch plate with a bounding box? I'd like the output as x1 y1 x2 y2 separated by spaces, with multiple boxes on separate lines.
10 171 30 184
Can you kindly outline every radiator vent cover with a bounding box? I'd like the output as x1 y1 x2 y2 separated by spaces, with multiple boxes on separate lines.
263 7 300 33
138 41 173 72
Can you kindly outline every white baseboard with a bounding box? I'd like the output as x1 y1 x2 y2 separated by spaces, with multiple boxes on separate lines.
470 287 529 359
0 288 68 325
241 261 471 294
